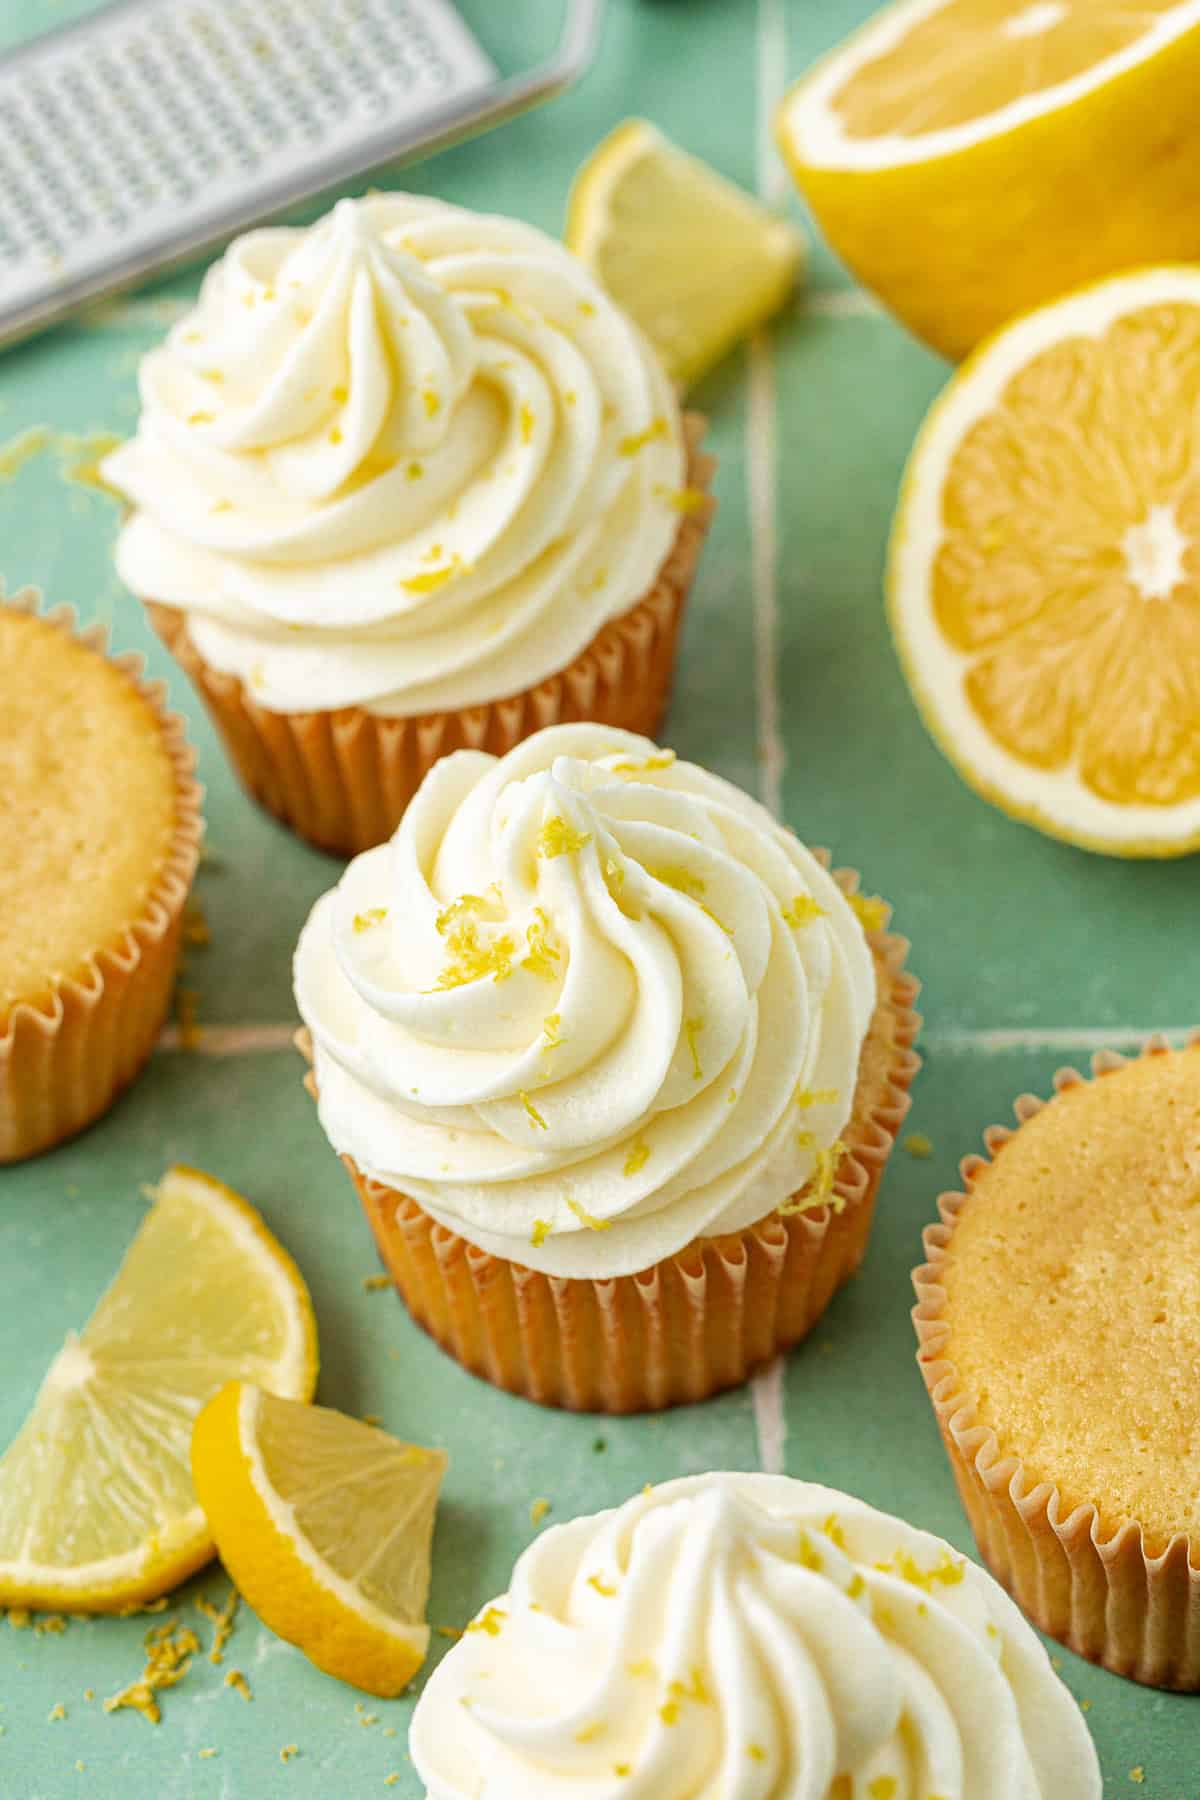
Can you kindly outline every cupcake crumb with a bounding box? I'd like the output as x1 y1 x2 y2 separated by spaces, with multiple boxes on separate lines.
362 1275 392 1292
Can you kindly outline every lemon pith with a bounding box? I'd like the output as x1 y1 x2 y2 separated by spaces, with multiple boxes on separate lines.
0 1166 317 1612
776 0 1200 360
192 1382 445 1698
888 265 1200 857
566 117 805 386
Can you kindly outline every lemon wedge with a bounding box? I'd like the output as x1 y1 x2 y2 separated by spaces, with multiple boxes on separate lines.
192 1382 446 1697
777 0 1200 360
566 118 805 386
889 265 1200 856
0 1166 317 1612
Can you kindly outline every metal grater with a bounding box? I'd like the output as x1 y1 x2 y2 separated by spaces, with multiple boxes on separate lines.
0 0 600 349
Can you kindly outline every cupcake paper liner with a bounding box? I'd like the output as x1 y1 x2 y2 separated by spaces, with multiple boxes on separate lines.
912 1035 1200 1691
146 414 715 859
0 589 203 1162
300 864 921 1414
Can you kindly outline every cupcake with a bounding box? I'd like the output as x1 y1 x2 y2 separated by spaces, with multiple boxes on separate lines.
295 722 920 1412
914 1038 1200 1690
410 1472 1102 1796
0 586 202 1161
102 195 714 857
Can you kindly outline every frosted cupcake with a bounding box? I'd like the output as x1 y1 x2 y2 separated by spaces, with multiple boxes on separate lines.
410 1472 1101 1797
295 723 920 1411
103 195 713 856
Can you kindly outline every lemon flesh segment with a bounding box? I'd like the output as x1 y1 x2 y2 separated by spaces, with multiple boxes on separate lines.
192 1382 446 1698
566 117 805 387
776 0 1200 359
888 265 1200 857
0 1166 318 1612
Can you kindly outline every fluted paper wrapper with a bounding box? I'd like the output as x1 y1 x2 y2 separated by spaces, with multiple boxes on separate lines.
302 866 920 1413
146 416 714 858
913 1037 1200 1691
0 589 203 1162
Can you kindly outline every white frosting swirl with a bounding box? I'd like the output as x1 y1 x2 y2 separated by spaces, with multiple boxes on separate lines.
410 1473 1101 1800
102 195 687 717
294 723 875 1279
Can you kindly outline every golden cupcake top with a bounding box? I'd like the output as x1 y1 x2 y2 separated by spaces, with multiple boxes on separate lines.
0 601 183 1023
931 1043 1200 1554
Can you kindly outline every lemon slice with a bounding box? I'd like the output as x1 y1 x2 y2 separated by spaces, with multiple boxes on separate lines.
192 1382 446 1697
889 265 1200 857
777 1 1200 360
0 1166 317 1612
566 118 805 386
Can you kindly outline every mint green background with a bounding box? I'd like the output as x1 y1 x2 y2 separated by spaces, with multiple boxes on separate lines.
1 2 1196 1794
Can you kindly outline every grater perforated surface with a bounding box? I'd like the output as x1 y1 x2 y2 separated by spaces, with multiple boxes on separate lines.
0 0 495 341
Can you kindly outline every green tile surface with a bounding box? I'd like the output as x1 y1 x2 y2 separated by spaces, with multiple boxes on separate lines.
0 2 1195 1794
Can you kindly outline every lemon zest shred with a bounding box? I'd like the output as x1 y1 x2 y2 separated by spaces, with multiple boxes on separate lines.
903 1132 934 1159
104 1620 202 1724
537 815 591 858
465 1606 506 1636
748 1743 768 1764
362 1274 392 1292
423 389 441 418
849 893 888 934
530 1498 551 1526
519 403 535 443
654 483 709 515
623 1139 651 1178
567 1197 612 1231
531 1218 553 1248
401 557 462 596
225 1668 252 1701
521 1092 549 1130
781 894 825 929
610 750 676 777
575 1720 605 1743
587 1573 617 1597
683 1017 704 1081
821 1514 847 1550
194 1587 239 1665
353 907 388 933
619 416 668 456
795 1086 839 1109
523 908 560 978
541 1012 563 1050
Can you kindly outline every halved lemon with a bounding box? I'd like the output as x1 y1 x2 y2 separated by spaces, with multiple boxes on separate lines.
192 1383 446 1697
566 118 805 386
889 266 1200 856
777 1 1200 361
0 1167 317 1612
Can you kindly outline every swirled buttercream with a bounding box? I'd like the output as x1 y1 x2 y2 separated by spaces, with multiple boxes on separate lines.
294 723 876 1278
102 194 687 716
410 1473 1101 1799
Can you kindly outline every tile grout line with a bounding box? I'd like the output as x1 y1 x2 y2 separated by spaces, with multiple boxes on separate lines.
749 0 790 1479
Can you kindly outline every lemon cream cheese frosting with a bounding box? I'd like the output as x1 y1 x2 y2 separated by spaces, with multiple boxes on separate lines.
102 194 688 717
409 1473 1102 1799
294 723 876 1280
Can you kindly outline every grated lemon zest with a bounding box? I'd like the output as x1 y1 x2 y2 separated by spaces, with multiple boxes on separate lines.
523 909 560 977
654 483 709 515
903 1132 934 1159
225 1669 252 1701
194 1587 239 1665
423 390 441 418
530 1498 551 1526
683 1017 704 1081
575 1720 605 1743
610 750 676 777
541 1012 563 1049
619 416 668 456
795 1087 839 1109
537 816 591 859
521 1092 548 1130
587 1574 617 1597
466 1606 506 1637
567 1198 611 1232
849 893 888 934
519 404 535 443
531 1219 553 1248
782 894 825 929
362 1274 392 1292
104 1620 201 1724
353 908 388 933
623 1140 650 1178
401 557 461 596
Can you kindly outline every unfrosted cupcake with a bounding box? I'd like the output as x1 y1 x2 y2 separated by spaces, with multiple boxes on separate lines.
0 586 202 1160
410 1472 1101 1797
103 195 714 856
295 723 919 1412
914 1038 1200 1691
